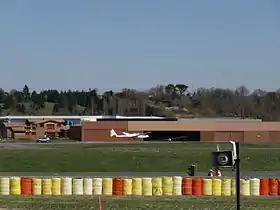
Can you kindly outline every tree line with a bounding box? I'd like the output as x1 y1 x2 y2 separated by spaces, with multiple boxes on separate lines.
0 84 279 121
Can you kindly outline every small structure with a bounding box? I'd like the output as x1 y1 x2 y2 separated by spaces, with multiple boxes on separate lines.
0 119 68 140
35 120 65 137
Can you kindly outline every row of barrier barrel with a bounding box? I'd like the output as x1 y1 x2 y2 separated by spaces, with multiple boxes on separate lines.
0 177 279 196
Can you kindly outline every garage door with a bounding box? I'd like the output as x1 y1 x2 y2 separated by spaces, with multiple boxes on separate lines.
214 132 244 142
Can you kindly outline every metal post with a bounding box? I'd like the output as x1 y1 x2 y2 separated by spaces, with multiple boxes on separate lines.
235 142 240 210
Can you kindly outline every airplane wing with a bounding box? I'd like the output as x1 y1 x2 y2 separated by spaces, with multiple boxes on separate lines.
122 132 131 135
161 136 189 141
122 131 150 135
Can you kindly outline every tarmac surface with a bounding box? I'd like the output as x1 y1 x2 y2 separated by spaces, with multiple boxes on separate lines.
0 140 279 178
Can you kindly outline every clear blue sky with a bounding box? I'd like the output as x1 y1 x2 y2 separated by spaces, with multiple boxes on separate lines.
0 0 279 92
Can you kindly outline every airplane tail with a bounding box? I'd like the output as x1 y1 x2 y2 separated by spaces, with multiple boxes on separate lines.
110 129 117 137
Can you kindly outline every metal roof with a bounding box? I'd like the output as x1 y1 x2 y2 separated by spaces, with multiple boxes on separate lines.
0 115 166 121
178 117 262 122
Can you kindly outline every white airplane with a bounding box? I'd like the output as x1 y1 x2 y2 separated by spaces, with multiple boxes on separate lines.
110 129 150 139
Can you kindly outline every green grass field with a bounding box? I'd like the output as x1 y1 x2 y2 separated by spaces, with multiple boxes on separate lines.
0 142 279 173
0 142 279 209
0 196 278 210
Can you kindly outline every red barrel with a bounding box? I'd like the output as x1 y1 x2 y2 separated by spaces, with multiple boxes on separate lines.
192 178 202 195
182 178 192 195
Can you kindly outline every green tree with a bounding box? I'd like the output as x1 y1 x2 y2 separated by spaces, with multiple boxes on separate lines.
23 85 30 101
175 84 188 96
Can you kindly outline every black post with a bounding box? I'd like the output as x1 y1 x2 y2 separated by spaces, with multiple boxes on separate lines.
235 142 240 210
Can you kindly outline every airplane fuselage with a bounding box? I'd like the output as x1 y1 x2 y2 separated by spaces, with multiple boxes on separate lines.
110 129 149 139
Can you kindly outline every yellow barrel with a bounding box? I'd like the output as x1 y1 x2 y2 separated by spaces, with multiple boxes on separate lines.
61 177 72 195
83 178 93 195
132 178 142 195
0 177 10 195
231 179 236 196
250 178 260 196
142 178 152 196
32 178 42 195
42 178 52 195
123 178 132 195
52 177 61 195
203 179 212 196
93 178 102 195
173 176 182 196
73 178 83 195
240 179 250 196
152 177 162 196
221 178 231 196
102 178 113 195
162 176 173 195
212 179 222 196
10 177 21 195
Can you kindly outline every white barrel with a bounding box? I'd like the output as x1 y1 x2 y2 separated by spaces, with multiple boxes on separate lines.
152 177 163 196
142 178 152 196
221 178 231 196
83 178 93 195
173 176 182 195
73 178 83 195
203 179 212 196
52 177 61 195
0 177 10 195
10 177 21 195
62 177 72 195
102 178 113 195
32 178 42 195
241 179 250 196
250 178 260 196
93 178 102 195
132 178 142 195
162 176 173 195
123 178 132 195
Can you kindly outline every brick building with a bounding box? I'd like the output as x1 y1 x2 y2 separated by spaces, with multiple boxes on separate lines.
69 120 280 142
0 120 67 140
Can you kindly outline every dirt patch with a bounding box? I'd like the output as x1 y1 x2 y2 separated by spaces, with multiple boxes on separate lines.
0 208 21 210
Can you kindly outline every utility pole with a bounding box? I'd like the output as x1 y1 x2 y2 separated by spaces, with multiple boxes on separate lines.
89 88 94 115
235 142 240 210
212 141 240 210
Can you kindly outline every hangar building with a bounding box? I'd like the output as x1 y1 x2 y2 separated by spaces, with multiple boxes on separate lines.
68 117 280 142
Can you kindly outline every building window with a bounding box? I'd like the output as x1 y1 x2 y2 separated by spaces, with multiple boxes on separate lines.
46 124 55 130
46 132 56 137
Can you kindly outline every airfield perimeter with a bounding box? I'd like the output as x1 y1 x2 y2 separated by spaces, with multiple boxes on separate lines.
0 140 279 209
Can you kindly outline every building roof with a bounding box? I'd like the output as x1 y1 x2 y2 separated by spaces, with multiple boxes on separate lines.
4 123 26 132
0 116 86 120
35 119 64 124
11 127 26 132
178 117 262 122
0 115 166 120
4 122 25 127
